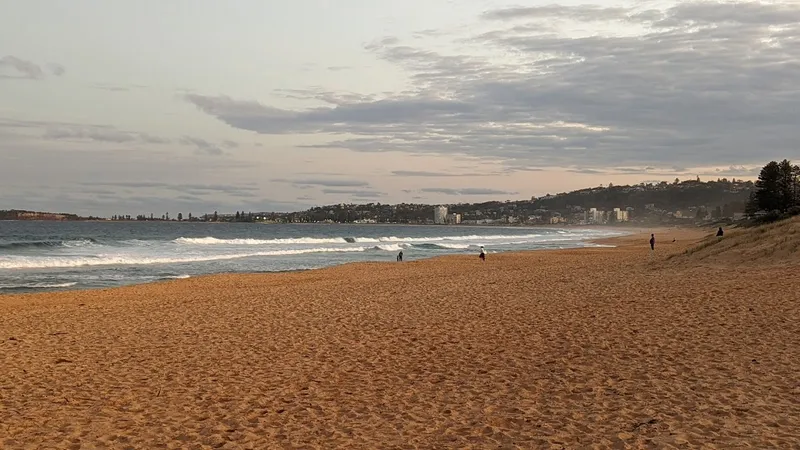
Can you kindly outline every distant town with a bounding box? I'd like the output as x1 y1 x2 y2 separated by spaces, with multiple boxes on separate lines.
1 177 753 226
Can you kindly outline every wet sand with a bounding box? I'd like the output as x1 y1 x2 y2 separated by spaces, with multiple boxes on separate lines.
2 227 799 448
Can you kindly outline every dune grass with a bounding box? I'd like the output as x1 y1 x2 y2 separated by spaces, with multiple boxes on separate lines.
666 216 800 265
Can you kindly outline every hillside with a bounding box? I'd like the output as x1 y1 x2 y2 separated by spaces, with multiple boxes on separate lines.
529 179 752 213
665 216 800 267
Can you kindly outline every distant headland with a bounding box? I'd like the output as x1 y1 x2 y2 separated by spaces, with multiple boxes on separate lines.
1 176 757 227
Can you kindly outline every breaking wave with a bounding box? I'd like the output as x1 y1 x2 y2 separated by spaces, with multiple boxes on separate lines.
174 236 351 245
171 233 581 246
0 281 78 290
0 245 400 270
0 239 98 250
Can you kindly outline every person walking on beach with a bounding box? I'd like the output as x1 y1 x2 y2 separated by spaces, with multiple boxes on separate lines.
717 227 724 238
479 246 486 261
649 234 655 251
397 250 403 262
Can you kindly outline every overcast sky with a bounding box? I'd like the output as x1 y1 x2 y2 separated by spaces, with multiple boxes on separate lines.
2 0 798 216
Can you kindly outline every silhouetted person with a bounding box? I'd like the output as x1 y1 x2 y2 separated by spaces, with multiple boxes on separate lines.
717 227 724 237
479 246 486 261
649 234 655 251
397 251 403 262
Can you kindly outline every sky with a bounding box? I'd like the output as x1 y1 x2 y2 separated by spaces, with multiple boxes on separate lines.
1 0 799 216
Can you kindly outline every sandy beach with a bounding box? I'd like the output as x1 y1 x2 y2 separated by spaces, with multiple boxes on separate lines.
2 225 799 448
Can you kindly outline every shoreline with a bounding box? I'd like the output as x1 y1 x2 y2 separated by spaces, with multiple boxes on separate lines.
0 227 694 300
0 227 646 297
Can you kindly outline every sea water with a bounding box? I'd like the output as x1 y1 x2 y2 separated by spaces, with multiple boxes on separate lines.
0 221 623 293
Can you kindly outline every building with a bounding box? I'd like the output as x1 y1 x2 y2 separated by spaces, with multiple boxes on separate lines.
588 207 604 224
446 212 461 224
434 205 448 224
613 208 629 222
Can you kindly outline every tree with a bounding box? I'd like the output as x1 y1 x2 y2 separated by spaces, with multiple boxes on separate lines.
749 161 782 212
177 212 183 221
213 211 218 221
747 159 800 214
235 211 241 221
777 159 800 211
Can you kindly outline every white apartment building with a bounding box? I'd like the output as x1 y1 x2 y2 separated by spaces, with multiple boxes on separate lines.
588 207 604 224
434 205 448 224
446 213 461 224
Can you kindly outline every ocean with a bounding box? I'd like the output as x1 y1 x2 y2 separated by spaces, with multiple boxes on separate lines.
0 221 623 293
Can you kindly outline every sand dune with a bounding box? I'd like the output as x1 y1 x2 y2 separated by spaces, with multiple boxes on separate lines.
666 216 800 267
1 226 799 448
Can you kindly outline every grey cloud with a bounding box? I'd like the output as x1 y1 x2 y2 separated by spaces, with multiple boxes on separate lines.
0 56 44 79
483 5 634 22
273 178 369 188
660 2 800 26
179 136 224 155
80 181 260 198
174 195 205 202
183 1 800 172
391 170 487 177
2 186 290 217
1 118 169 146
420 188 519 196
43 126 169 144
321 188 386 198
2 139 264 216
221 140 239 148
706 165 761 176
81 188 117 195
48 63 65 76
275 88 376 106
568 168 606 175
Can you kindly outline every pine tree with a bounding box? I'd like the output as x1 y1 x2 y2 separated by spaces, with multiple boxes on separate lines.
747 160 800 215
749 161 782 213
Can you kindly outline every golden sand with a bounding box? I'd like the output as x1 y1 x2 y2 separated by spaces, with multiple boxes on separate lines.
1 227 799 448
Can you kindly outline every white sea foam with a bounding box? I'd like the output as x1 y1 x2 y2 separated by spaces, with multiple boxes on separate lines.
0 228 626 272
173 233 574 246
0 246 379 270
430 243 472 249
374 243 408 252
60 239 97 248
174 236 349 245
0 281 78 289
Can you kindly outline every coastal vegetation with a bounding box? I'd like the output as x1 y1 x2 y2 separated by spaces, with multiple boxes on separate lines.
745 159 800 224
